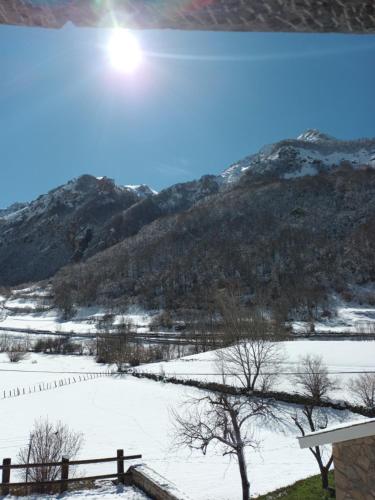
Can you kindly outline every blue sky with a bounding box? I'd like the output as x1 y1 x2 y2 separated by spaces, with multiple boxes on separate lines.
1 24 375 207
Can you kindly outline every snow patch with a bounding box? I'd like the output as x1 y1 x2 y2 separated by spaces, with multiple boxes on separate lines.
283 164 318 179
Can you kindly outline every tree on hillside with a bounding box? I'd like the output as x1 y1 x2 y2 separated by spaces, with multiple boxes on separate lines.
291 355 337 492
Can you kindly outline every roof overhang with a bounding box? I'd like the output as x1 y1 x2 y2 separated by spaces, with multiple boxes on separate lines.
298 418 375 449
0 1 375 33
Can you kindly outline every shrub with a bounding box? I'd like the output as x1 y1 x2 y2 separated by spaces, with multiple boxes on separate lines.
6 342 27 362
17 419 83 490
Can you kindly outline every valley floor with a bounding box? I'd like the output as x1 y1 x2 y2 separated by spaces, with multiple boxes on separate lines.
1 288 374 498
0 353 359 500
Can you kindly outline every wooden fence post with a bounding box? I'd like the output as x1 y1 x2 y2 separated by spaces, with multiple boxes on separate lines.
117 449 124 484
2 458 11 495
60 457 69 493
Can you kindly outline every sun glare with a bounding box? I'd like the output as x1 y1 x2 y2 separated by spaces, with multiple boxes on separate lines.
107 29 143 74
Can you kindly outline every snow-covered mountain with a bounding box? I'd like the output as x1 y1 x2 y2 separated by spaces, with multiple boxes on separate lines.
2 130 375 290
0 175 156 285
0 202 29 218
53 137 375 312
122 184 158 198
220 129 375 184
0 176 155 224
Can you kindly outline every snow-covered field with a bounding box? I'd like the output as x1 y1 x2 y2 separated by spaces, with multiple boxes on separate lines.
0 292 154 336
0 353 111 396
292 290 375 334
1 288 374 497
3 483 148 500
293 305 375 334
136 339 375 403
0 353 356 499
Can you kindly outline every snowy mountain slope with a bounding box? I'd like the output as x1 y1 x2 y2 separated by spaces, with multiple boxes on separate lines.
220 129 375 183
2 130 375 295
122 184 158 198
0 202 29 219
54 153 375 312
0 175 156 285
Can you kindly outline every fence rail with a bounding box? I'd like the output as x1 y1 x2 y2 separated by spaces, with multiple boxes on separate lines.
1 449 142 495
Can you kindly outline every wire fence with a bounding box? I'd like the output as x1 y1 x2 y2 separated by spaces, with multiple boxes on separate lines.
1 370 113 400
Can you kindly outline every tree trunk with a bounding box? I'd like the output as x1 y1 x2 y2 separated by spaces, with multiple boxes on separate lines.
237 446 250 500
320 466 329 490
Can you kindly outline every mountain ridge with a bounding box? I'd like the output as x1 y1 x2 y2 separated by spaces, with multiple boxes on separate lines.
1 130 375 296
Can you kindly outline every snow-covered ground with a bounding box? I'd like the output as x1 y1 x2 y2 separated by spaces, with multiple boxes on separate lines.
292 290 375 334
2 483 148 500
0 288 155 336
3 286 375 340
0 353 356 499
293 305 375 334
0 353 111 396
136 339 375 403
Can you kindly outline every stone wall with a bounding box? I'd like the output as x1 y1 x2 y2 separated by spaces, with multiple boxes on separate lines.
333 435 375 500
0 0 374 33
127 464 191 500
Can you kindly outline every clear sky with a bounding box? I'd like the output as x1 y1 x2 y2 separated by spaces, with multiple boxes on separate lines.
1 24 375 207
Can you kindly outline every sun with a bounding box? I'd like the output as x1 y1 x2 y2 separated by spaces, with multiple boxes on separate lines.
107 29 143 74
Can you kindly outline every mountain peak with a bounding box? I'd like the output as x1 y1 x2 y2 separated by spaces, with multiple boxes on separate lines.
297 129 336 143
220 130 375 184
122 184 158 198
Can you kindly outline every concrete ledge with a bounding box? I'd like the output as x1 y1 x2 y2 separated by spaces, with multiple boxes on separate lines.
127 464 192 500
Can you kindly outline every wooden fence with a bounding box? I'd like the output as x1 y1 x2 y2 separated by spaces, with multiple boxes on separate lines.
0 449 142 495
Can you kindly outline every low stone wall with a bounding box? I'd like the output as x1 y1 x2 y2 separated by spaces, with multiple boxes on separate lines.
127 464 191 500
131 371 375 419
333 435 375 500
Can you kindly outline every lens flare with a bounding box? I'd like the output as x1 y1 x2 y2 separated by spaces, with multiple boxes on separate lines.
107 29 143 74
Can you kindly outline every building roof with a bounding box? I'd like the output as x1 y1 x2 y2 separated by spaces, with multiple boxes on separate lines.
0 0 375 33
298 418 375 449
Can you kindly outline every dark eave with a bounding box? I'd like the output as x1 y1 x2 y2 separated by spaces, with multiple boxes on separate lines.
0 0 375 33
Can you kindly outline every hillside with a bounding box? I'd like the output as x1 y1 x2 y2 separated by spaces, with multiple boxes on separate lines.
0 175 155 285
2 130 375 319
52 131 375 317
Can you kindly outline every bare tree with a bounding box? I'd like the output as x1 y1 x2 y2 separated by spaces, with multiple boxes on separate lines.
216 298 285 393
173 355 277 500
174 391 275 500
6 341 28 363
291 355 337 492
348 372 375 411
18 420 83 486
293 355 336 403
0 334 10 353
216 338 284 393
